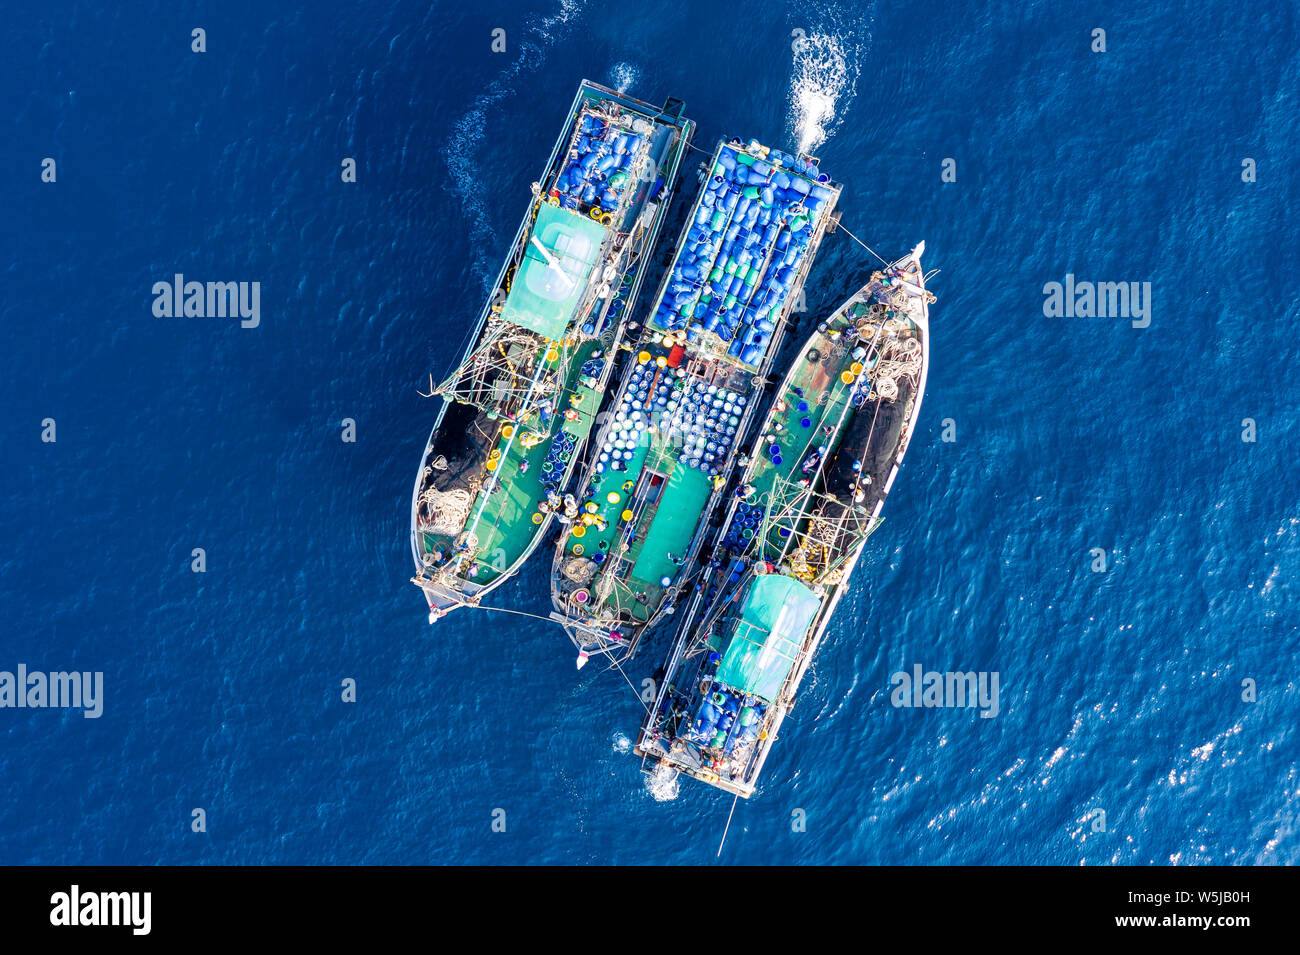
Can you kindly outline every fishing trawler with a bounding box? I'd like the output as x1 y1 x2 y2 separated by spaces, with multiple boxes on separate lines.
410 81 695 621
635 243 933 797
549 139 841 668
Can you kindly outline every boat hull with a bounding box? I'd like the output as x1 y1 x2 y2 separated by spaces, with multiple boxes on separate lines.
636 244 932 796
550 139 843 664
408 81 695 620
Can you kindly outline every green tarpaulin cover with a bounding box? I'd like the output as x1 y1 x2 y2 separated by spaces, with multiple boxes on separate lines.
716 574 821 702
498 203 607 340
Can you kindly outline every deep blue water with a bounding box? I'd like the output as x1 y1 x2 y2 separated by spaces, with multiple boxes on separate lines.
2 0 1297 865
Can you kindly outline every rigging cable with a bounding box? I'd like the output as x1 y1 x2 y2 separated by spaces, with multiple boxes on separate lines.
600 652 653 718
717 794 739 857
834 219 891 268
443 603 651 715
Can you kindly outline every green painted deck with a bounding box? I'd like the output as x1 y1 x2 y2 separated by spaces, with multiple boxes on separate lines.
563 347 726 624
745 305 867 552
750 357 851 495
563 417 683 624
424 340 602 586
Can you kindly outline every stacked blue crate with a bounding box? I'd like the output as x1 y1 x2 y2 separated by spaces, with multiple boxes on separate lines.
552 113 647 212
689 683 767 754
652 143 836 366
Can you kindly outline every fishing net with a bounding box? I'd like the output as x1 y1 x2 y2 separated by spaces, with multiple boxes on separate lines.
419 487 472 536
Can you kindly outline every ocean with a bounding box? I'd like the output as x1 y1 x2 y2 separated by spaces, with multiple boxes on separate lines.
2 0 1296 864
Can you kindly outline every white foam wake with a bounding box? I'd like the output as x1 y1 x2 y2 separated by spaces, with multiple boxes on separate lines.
610 61 639 94
440 0 591 285
787 4 874 156
644 763 680 801
789 32 852 155
536 0 586 39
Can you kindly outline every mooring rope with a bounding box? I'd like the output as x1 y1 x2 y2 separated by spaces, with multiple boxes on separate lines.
834 219 891 268
453 602 652 715
601 652 652 717
717 794 740 857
